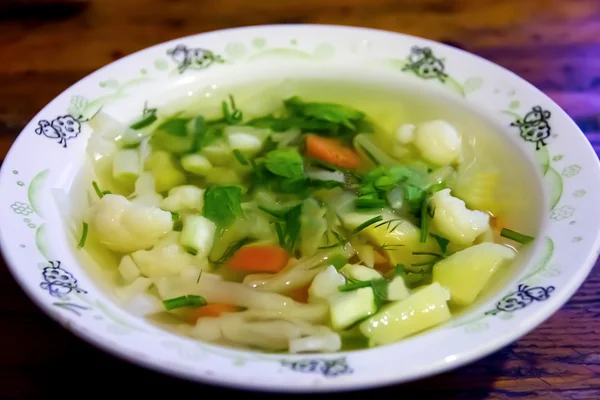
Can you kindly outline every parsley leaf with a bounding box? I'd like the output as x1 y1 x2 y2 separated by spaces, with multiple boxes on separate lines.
284 96 365 130
203 186 243 228
274 203 302 254
265 148 304 179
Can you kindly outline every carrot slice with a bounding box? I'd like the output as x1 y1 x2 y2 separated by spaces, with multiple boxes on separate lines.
188 304 241 324
287 284 311 303
305 134 362 169
227 246 290 273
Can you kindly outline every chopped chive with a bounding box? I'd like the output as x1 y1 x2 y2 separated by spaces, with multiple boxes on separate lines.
419 199 429 243
339 280 372 292
92 181 104 198
233 149 250 166
129 112 157 130
187 248 198 256
500 228 535 244
162 295 207 310
352 215 383 234
77 222 88 248
196 269 203 284
171 212 183 232
356 198 387 209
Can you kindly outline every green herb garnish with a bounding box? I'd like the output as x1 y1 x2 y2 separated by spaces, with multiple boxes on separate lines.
265 148 304 179
356 197 387 209
431 234 449 254
210 237 255 265
500 228 535 244
352 215 383 234
162 295 207 310
338 278 388 308
419 197 430 243
171 212 183 232
274 203 303 254
203 186 243 228
221 94 243 125
130 104 158 130
233 149 250 166
157 118 189 137
338 280 372 292
92 181 105 198
77 222 88 248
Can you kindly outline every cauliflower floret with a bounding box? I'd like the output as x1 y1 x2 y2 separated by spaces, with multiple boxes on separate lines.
87 194 172 253
429 188 490 245
131 232 205 278
396 123 416 144
414 120 462 166
308 265 346 303
161 185 204 213
130 172 163 208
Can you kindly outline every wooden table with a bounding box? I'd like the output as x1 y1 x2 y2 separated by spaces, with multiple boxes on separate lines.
1 1 599 398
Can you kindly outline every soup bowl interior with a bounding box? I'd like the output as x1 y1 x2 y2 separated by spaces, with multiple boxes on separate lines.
1 25 600 392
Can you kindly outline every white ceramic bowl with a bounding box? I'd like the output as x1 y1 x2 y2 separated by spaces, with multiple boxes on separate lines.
2 25 600 392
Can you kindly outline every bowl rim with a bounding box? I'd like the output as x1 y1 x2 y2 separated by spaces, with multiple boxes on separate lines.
2 23 600 392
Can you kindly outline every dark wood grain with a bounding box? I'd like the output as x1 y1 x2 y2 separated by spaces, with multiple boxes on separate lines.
1 1 600 398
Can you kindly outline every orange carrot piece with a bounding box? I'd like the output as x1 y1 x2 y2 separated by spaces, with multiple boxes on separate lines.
305 134 362 169
187 304 241 324
373 249 387 265
227 246 290 273
288 284 311 303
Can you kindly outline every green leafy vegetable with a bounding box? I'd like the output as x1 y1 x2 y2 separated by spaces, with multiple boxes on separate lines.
284 96 365 130
203 186 244 228
162 295 207 310
77 222 88 248
245 96 367 138
265 148 304 179
190 116 220 151
157 118 189 137
500 228 535 244
273 203 303 254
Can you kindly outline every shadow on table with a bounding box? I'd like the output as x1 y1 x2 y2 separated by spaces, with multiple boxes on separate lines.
0 0 88 22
